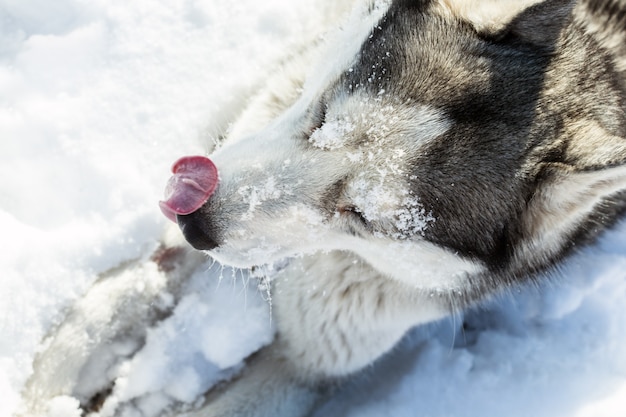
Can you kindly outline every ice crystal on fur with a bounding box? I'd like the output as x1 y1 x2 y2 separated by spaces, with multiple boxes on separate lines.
350 176 433 238
237 177 285 220
351 178 397 223
309 117 355 150
394 196 435 238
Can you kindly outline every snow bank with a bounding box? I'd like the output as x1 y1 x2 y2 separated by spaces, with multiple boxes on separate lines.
0 0 314 415
1 0 626 417
91 264 273 417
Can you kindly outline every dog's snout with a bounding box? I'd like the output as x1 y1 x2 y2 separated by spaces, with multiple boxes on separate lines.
176 212 219 250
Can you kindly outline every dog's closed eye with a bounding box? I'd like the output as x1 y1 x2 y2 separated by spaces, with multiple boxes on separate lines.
337 205 369 227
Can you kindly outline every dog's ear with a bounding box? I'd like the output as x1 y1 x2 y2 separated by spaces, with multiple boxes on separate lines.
434 0 544 33
435 0 576 47
498 0 576 47
521 164 626 267
520 126 626 265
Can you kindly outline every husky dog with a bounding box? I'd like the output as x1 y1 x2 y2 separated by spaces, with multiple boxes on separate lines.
159 0 626 415
20 0 626 416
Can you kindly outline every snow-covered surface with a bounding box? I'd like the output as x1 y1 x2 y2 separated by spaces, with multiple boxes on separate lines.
1 0 626 416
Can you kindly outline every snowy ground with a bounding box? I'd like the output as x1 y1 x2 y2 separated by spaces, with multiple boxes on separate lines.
1 0 626 416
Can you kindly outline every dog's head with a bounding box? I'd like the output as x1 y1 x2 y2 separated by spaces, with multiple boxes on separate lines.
161 0 626 292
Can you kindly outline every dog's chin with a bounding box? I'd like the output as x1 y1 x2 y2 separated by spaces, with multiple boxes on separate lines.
204 239 341 273
204 243 293 271
202 230 360 271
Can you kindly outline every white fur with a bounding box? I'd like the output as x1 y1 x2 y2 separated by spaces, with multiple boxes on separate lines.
434 0 546 32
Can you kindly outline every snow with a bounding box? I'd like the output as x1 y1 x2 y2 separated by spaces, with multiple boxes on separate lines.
1 1 626 417
91 264 274 416
45 397 81 417
237 178 284 221
309 117 355 150
350 176 434 238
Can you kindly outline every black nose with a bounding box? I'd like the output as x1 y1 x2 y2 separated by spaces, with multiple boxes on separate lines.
176 212 219 250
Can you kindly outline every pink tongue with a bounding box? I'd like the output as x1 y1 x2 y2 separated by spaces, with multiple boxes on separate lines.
159 156 219 223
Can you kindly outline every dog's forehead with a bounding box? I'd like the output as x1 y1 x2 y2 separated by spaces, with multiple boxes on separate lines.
319 2 551 150
313 11 471 151
334 5 496 106
319 93 451 151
